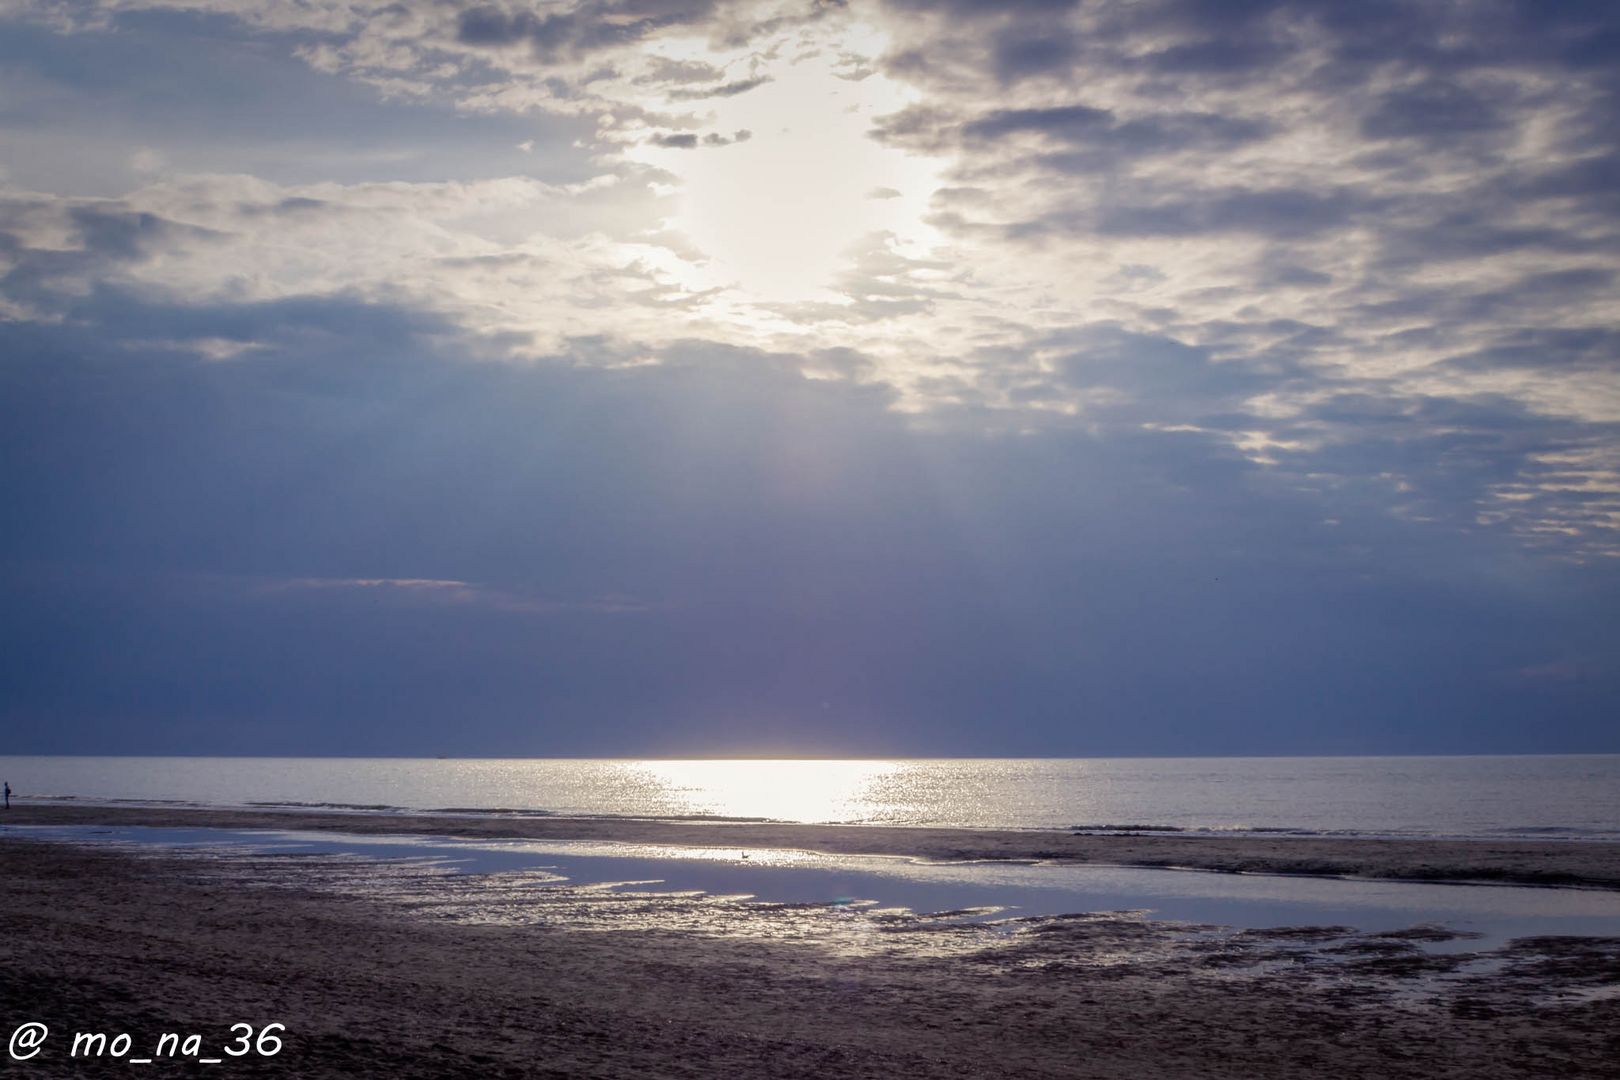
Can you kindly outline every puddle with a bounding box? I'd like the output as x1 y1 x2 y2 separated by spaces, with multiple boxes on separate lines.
12 824 1620 951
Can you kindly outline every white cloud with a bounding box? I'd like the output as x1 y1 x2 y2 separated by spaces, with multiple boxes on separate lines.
3 0 1618 556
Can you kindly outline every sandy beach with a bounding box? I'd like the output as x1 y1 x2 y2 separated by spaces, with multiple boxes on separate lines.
5 808 1619 1078
10 802 1620 889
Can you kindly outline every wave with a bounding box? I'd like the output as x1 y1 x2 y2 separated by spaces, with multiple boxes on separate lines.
28 795 209 807
429 806 555 817
245 801 409 813
1068 824 1326 836
16 794 1620 842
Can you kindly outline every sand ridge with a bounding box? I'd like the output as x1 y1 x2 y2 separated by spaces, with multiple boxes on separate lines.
8 803 1620 890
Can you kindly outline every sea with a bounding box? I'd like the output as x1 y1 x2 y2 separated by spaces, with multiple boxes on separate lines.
5 755 1619 840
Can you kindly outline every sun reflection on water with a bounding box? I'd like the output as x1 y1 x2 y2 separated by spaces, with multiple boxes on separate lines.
620 759 906 823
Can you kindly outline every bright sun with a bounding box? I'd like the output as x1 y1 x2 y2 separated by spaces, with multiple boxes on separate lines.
629 29 940 303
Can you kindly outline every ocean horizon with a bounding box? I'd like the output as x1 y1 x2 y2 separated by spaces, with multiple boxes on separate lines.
8 754 1619 842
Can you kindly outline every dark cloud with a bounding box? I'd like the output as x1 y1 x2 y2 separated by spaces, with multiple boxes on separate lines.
1443 326 1620 373
1376 208 1601 266
1097 0 1620 87
875 0 1620 274
650 131 699 148
66 207 176 259
4 294 1616 753
668 75 771 100
647 128 751 147
963 103 1112 141
1253 260 1335 288
882 0 1079 13
990 30 1078 83
1347 268 1615 329
866 103 956 150
0 203 217 317
1087 187 1370 239
879 101 1270 167
1138 36 1289 76
1054 326 1280 422
634 55 726 84
1516 152 1620 204
1273 389 1620 555
1360 79 1510 141
457 0 718 62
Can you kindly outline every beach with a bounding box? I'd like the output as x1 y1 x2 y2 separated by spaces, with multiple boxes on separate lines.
10 802 1620 888
4 807 1619 1078
8 0 1620 1075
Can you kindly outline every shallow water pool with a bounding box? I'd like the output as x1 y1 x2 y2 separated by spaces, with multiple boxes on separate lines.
13 824 1620 950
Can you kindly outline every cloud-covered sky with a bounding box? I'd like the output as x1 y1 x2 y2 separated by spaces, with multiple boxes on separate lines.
2 0 1616 755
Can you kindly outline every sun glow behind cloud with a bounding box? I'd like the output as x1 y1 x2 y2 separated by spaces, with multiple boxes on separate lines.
2 0 1619 755
627 25 942 304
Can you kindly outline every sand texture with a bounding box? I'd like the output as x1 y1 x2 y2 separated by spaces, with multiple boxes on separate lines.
4 813 1620 1078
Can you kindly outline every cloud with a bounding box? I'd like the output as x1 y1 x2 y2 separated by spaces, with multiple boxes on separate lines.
668 75 772 100
455 1 720 62
1358 79 1512 142
0 0 1618 753
3 295 1615 752
1444 326 1620 374
4 2 1616 566
267 576 652 615
647 128 753 147
636 56 729 85
962 103 1111 141
852 0 1620 556
0 170 710 351
1088 187 1370 239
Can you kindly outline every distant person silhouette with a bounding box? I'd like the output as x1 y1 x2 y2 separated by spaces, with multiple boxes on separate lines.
3 782 9 809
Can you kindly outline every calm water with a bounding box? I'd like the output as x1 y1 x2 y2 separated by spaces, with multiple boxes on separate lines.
5 755 1619 840
18 825 1620 947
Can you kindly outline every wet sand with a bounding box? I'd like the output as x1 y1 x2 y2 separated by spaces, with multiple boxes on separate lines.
9 802 1620 889
5 835 1619 1077
4 809 1620 1077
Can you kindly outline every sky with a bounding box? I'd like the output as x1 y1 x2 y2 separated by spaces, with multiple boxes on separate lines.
1 0 1617 757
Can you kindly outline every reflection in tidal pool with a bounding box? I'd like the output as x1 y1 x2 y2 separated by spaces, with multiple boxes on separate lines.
18 825 1620 951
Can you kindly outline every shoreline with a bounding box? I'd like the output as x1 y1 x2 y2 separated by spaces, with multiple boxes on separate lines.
9 802 1620 890
6 830 1619 1078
